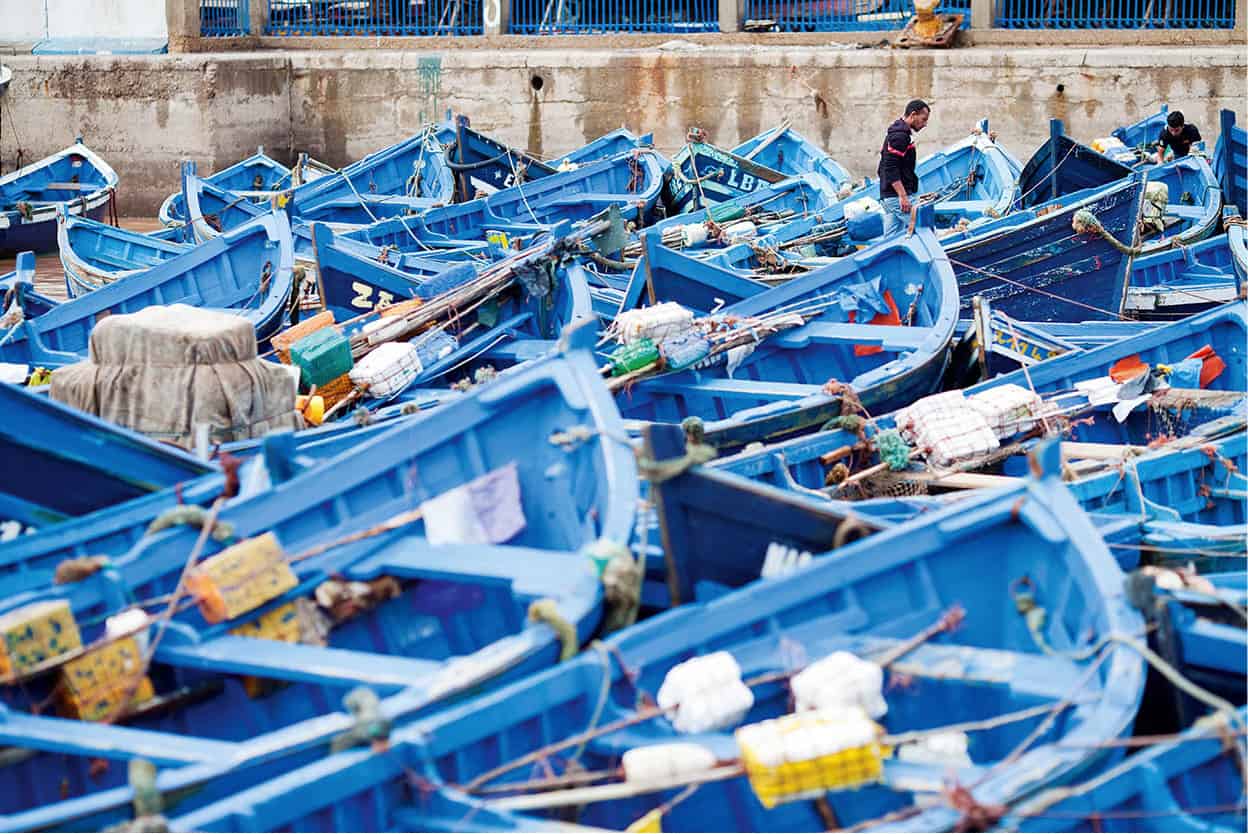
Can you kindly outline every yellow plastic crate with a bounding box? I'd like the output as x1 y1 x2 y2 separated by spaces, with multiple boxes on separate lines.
58 636 155 722
230 602 301 643
186 533 298 624
0 600 82 678
736 713 887 808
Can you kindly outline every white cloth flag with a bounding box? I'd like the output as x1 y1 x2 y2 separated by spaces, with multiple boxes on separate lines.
422 462 526 545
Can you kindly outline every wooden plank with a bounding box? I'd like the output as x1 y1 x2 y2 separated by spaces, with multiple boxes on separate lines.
42 182 100 191
1061 441 1144 460
910 471 1022 490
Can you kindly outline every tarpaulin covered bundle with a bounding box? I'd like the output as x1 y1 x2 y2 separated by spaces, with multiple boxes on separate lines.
50 304 300 448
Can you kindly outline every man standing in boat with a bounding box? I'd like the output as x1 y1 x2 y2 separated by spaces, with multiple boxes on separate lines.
1153 111 1202 165
878 99 930 237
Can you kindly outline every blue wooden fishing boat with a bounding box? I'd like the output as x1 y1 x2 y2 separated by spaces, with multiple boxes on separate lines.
0 408 428 599
0 321 638 829
952 299 1161 379
641 302 1244 534
484 148 669 229
167 447 1147 834
1127 225 1247 319
730 125 853 200
181 163 272 244
1147 572 1247 727
57 209 191 297
668 132 791 213
159 148 296 227
616 211 960 453
440 115 557 200
555 128 654 168
943 174 1145 321
1214 109 1247 216
291 128 457 227
0 140 119 255
0 251 58 321
1015 120 1221 252
309 221 595 389
0 211 294 368
0 379 211 531
1001 706 1246 832
328 149 668 259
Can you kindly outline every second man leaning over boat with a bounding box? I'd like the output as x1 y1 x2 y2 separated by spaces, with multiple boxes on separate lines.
878 99 930 237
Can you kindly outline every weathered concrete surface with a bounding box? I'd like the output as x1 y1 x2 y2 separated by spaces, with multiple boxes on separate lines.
1 46 1243 215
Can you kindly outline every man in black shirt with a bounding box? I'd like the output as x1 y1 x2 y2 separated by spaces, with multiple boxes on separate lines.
878 99 930 237
1154 110 1202 165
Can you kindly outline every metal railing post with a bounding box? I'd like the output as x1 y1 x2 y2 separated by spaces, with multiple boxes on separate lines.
484 0 511 34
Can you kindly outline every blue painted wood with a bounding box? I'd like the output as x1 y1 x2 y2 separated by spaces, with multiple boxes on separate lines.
731 125 853 202
617 215 960 453
0 211 295 368
1127 223 1247 319
0 323 638 829
1214 109 1248 218
309 222 594 399
1016 121 1221 254
668 139 790 213
651 302 1246 543
944 175 1145 321
0 416 419 599
1002 705 1246 833
182 162 271 244
289 127 458 225
159 148 294 226
0 142 119 255
1017 120 1135 210
168 458 1146 834
555 128 652 167
0 378 211 524
56 209 190 297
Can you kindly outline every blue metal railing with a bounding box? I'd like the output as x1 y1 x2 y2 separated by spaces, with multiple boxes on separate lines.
743 0 968 30
201 0 251 35
266 0 483 35
995 0 1233 27
510 0 718 33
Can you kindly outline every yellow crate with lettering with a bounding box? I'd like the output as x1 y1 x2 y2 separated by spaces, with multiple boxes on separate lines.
58 636 155 721
230 602 301 643
186 533 298 624
230 601 303 698
736 712 888 808
0 600 82 678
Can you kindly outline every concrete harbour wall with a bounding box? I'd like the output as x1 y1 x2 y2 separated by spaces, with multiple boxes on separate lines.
1 45 1244 215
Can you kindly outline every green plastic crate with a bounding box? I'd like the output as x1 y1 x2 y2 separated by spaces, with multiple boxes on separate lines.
289 327 353 389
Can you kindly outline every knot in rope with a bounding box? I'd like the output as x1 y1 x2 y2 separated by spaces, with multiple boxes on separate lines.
330 686 392 754
53 555 110 585
145 506 235 543
528 598 578 662
944 782 1007 833
587 539 642 634
824 462 850 486
1072 208 1145 256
